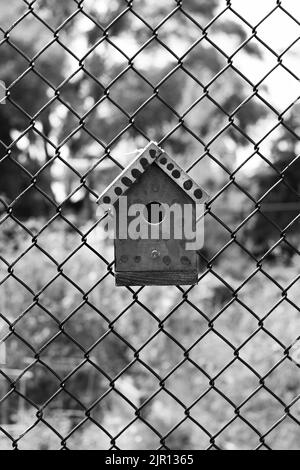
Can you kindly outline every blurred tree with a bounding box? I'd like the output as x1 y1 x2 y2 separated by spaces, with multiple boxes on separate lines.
60 0 267 186
0 0 74 217
248 104 300 260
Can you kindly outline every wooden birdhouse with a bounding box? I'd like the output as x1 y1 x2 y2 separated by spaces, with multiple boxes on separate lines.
97 142 208 286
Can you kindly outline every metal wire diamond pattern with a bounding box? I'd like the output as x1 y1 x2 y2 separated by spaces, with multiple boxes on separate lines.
0 0 299 450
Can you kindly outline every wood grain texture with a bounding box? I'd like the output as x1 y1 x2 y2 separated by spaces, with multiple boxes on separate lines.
115 270 198 286
115 163 197 273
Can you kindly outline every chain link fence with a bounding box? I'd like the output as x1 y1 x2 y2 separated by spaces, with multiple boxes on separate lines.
0 0 300 450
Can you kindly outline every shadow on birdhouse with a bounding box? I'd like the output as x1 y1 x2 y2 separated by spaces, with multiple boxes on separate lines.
97 142 208 286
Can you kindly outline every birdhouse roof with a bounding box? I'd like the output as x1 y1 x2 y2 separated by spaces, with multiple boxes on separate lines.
97 141 208 206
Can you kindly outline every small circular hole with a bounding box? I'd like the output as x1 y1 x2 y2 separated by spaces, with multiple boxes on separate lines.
181 256 191 266
143 201 165 224
132 169 141 179
194 189 203 199
183 180 193 190
114 187 122 196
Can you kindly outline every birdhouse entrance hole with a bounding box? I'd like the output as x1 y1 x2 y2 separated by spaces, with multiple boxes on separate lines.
144 201 165 224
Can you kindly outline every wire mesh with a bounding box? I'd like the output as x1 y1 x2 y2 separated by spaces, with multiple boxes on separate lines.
0 0 300 450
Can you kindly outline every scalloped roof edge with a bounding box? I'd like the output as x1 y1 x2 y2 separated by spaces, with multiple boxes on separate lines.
97 141 209 206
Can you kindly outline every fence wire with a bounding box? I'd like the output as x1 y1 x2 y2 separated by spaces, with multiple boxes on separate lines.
0 0 300 450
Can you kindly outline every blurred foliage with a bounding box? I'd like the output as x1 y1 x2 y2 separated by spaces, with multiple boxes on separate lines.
249 104 300 259
0 0 267 217
0 0 300 451
0 224 300 449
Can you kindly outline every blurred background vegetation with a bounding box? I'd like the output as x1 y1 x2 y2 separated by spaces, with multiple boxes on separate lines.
0 0 300 449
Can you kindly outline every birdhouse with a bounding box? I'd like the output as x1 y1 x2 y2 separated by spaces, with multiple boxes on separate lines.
97 142 208 286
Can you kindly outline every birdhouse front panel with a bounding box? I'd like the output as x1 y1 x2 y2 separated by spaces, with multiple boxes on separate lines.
97 141 208 286
114 163 197 285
